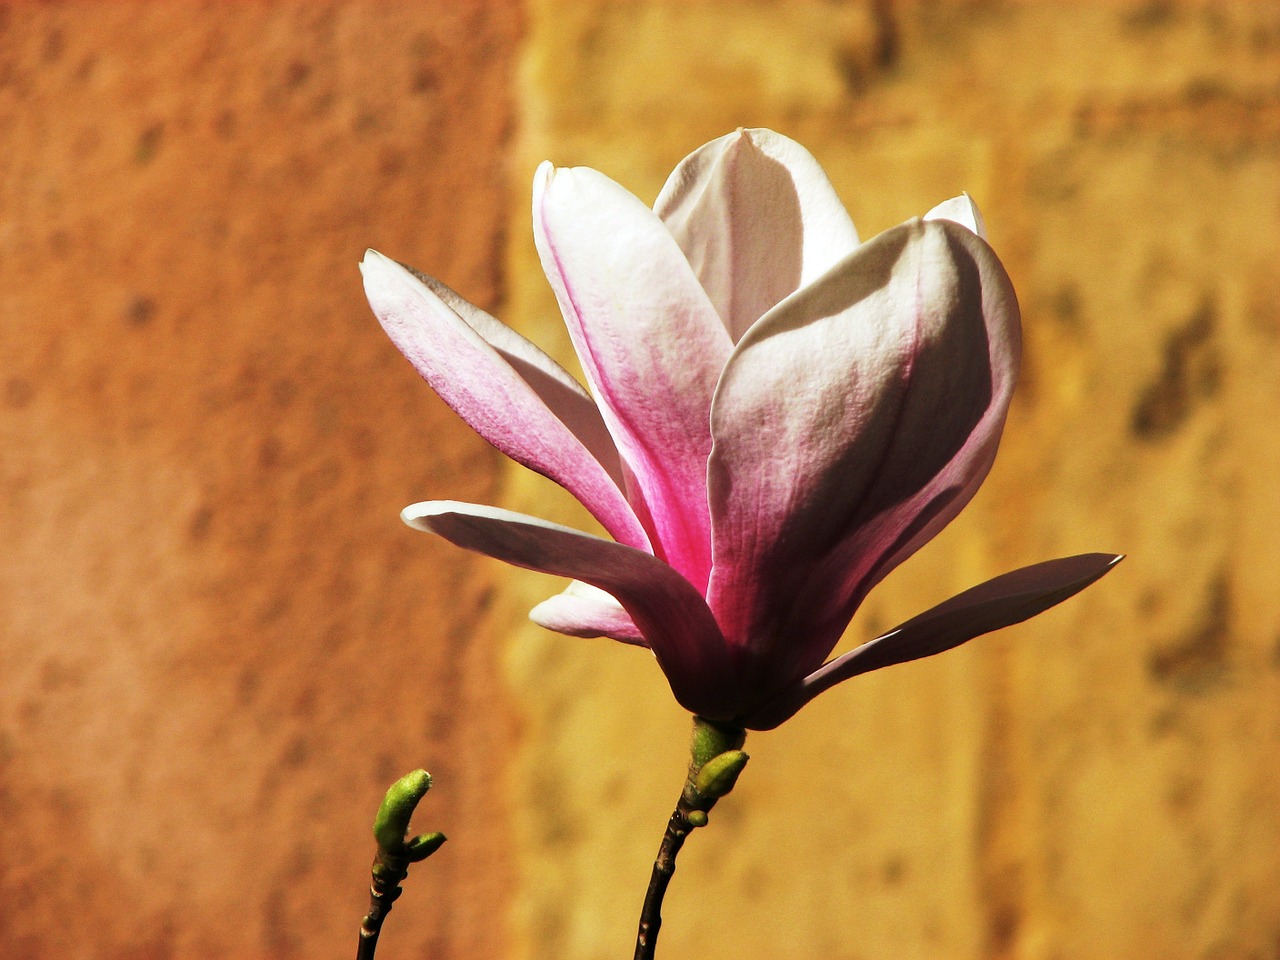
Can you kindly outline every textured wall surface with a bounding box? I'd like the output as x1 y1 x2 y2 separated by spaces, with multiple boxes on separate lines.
0 3 519 958
502 2 1280 960
4 2 1279 959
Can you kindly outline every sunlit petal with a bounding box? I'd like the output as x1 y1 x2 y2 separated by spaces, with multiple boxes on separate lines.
362 252 649 551
655 128 862 341
534 163 731 590
707 219 1019 700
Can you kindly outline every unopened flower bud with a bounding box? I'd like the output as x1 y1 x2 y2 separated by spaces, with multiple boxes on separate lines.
405 831 448 862
373 769 433 853
694 749 749 800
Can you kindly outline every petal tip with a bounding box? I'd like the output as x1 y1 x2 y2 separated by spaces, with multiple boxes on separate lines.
400 500 445 532
533 159 555 192
360 248 407 289
359 248 384 276
924 194 988 239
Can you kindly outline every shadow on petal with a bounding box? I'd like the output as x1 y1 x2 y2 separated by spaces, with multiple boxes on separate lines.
744 553 1124 730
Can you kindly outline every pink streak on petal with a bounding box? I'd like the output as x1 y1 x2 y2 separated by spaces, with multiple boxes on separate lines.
362 251 649 552
530 581 647 646
706 219 1020 700
404 501 740 720
746 554 1123 729
399 261 627 491
533 163 731 592
655 128 861 342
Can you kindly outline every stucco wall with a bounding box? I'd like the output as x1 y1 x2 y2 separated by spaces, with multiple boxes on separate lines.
0 3 520 957
2 2 1279 960
504 3 1280 960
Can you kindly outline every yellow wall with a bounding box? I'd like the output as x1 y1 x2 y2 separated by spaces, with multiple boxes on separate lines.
503 3 1280 959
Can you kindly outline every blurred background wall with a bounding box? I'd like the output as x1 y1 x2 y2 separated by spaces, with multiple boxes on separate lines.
2 2 1279 960
0 3 519 957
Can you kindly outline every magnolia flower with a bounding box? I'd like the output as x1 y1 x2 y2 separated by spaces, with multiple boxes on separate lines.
362 129 1119 730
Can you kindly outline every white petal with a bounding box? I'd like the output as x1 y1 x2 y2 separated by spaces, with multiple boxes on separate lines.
656 128 862 341
925 193 988 240
705 219 1020 694
530 581 646 646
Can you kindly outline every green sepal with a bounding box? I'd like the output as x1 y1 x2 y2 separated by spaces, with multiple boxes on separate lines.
373 769 433 853
405 831 447 862
690 717 746 770
694 749 749 800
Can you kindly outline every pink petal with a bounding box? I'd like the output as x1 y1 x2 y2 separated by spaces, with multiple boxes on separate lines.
705 218 1021 699
361 251 649 552
924 194 988 240
534 163 731 592
402 501 740 720
655 128 862 342
746 554 1124 729
398 260 626 490
530 581 646 646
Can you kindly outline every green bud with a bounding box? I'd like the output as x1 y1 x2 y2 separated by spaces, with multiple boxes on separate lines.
405 831 448 862
690 717 746 769
373 769 433 852
685 810 709 828
694 749 749 800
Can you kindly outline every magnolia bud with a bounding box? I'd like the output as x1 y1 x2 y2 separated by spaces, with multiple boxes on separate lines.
373 769 433 853
405 831 448 862
694 750 749 800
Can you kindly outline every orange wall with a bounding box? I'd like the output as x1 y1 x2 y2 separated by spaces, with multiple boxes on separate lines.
1 3 519 957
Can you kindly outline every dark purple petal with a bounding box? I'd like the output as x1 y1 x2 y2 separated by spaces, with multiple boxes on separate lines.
744 553 1123 729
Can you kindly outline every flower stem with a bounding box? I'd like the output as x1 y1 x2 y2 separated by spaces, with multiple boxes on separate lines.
634 795 696 960
633 717 748 960
357 848 411 960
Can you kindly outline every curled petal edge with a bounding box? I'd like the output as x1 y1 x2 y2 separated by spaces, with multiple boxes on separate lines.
744 553 1124 730
402 501 740 721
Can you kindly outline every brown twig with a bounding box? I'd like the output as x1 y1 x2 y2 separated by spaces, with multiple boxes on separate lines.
357 849 411 960
633 717 748 960
634 795 698 960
